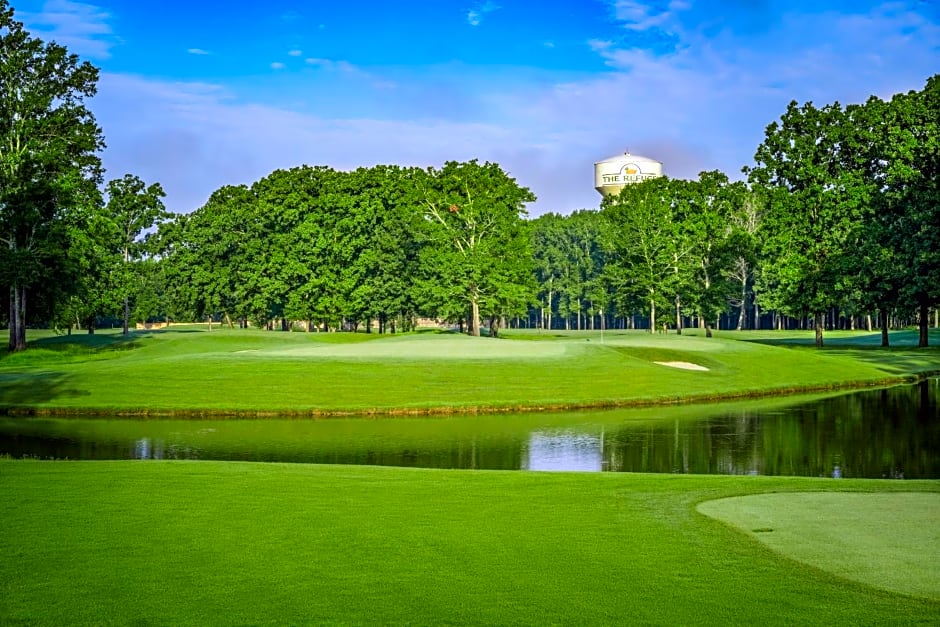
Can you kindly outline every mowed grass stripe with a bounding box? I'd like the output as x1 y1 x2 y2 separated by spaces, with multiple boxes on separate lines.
1 461 938 625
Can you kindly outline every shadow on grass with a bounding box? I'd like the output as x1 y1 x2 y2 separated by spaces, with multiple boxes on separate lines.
0 372 88 407
823 346 940 376
736 330 940 376
0 332 153 362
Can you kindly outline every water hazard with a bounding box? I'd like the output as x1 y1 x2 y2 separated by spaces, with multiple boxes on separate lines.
1 380 937 478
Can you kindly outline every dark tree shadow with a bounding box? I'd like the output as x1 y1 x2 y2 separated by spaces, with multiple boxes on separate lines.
0 372 88 407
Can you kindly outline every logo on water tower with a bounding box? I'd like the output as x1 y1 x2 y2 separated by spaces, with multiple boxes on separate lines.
620 162 643 181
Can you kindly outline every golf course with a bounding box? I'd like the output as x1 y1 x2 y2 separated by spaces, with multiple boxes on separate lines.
1 327 938 624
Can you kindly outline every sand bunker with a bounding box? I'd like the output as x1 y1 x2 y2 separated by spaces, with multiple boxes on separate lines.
654 361 709 371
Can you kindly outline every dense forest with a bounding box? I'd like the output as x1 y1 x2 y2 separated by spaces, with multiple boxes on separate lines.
1 2 937 350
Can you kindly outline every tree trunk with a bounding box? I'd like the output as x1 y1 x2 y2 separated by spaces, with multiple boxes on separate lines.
123 296 130 335
489 316 500 338
705 322 713 338
880 309 890 347
919 300 929 348
87 315 96 335
675 296 682 335
814 312 824 348
9 285 27 352
866 315 873 332
470 296 480 337
649 296 656 334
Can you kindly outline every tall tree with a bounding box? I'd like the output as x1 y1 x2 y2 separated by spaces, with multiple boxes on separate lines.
747 101 872 347
419 160 535 337
104 174 168 334
602 177 690 333
682 171 747 337
0 1 103 351
878 77 940 347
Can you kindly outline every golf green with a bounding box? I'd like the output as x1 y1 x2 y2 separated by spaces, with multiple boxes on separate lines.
697 492 940 600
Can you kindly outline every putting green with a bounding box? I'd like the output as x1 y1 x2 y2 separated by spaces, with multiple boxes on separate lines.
697 492 940 600
257 335 577 359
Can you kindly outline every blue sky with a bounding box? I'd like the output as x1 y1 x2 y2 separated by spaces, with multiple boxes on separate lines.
12 0 940 215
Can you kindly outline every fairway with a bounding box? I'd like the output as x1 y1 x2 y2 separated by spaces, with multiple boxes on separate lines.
1 461 938 625
1 327 937 415
698 492 940 600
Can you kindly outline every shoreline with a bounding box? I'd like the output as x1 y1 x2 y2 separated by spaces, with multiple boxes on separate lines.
2 370 936 419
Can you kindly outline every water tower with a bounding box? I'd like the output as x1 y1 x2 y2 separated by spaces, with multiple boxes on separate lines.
594 151 663 196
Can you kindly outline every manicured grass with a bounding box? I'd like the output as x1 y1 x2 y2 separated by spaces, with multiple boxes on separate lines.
1 460 938 625
698 492 940 599
0 327 938 415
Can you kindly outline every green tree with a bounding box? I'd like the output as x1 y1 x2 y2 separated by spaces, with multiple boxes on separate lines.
878 76 940 347
419 160 536 337
602 177 691 333
683 171 748 337
747 100 873 347
0 1 103 351
104 174 168 334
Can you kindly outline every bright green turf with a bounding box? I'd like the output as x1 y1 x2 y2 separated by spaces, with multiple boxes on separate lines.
1 460 937 625
0 327 937 414
697 492 940 600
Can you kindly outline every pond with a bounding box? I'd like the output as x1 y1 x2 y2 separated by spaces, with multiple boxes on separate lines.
1 379 937 478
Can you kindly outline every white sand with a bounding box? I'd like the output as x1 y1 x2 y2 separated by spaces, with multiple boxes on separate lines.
654 361 710 371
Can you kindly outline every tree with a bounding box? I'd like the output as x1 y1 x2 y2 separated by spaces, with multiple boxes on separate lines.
419 160 536 337
104 174 168 334
878 77 940 347
747 100 873 347
682 171 748 337
0 1 103 351
726 192 762 330
602 177 690 333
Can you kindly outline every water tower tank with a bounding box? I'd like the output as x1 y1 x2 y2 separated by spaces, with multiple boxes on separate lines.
594 151 664 196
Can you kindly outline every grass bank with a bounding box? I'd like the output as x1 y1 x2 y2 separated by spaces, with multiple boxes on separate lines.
0 327 937 416
0 460 937 625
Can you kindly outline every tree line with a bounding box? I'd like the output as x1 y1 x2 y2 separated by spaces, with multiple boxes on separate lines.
1 0 937 350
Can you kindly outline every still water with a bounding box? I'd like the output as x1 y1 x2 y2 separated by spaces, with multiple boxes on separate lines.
1 380 937 478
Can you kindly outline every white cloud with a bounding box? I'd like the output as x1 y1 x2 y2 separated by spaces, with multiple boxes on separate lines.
18 0 118 59
610 0 689 31
305 58 364 75
187 48 211 55
467 1 501 27
288 49 303 57
271 62 286 70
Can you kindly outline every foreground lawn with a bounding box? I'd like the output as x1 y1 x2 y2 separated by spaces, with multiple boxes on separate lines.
0 327 937 415
0 460 937 625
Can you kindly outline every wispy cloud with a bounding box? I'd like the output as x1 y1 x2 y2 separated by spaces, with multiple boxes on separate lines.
19 0 118 59
467 1 501 26
271 62 286 70
611 0 689 31
187 48 211 55
288 49 303 57
305 58 361 74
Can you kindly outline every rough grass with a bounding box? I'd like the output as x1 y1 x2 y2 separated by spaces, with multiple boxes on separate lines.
0 327 937 415
1 460 938 625
698 492 940 600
